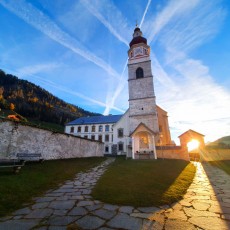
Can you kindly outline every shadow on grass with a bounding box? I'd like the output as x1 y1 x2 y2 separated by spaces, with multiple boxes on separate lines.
92 158 196 207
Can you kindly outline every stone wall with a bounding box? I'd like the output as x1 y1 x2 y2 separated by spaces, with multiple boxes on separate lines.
0 119 104 159
156 146 190 161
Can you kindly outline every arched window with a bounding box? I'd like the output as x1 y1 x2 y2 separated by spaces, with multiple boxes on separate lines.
84 126 88 132
136 67 144 79
70 127 74 133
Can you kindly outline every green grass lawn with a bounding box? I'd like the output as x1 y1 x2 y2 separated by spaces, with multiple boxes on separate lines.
209 160 230 175
0 157 105 217
92 158 196 207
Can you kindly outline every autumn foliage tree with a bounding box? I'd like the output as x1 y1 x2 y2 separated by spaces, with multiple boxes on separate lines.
0 69 100 125
9 103 15 111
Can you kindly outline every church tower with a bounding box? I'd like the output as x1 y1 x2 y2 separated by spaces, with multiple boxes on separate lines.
128 26 159 159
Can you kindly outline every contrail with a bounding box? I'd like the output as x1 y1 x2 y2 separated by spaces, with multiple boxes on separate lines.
80 0 129 46
3 66 124 113
0 0 120 79
140 0 152 28
104 0 152 114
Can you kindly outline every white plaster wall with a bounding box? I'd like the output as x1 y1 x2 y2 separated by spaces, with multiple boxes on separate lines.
0 120 104 159
113 110 131 155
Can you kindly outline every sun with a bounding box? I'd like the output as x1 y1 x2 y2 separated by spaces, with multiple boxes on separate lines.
187 139 200 151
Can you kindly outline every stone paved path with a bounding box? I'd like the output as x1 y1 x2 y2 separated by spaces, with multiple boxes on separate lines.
0 159 230 230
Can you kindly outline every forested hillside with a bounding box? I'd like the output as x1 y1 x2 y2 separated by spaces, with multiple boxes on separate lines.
0 69 100 125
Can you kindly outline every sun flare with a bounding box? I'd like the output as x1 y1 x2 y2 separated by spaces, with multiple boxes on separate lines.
187 139 200 151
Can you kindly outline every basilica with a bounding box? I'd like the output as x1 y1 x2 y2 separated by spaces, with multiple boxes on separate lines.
65 26 173 159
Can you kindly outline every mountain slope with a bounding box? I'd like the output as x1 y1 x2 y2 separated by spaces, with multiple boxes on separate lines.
207 136 230 148
0 69 100 125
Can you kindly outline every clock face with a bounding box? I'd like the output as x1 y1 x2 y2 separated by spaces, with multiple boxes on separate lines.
134 47 143 57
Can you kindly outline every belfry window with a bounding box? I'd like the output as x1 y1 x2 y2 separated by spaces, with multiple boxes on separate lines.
136 67 144 79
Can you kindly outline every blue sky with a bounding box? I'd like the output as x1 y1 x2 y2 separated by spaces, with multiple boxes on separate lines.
0 0 230 144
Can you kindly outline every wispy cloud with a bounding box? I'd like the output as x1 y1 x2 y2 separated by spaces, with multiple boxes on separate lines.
160 1 226 57
17 63 59 77
0 0 120 79
142 0 229 143
80 0 130 46
147 0 200 44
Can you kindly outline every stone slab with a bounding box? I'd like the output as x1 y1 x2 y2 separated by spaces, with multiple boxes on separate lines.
48 216 77 226
0 219 39 230
165 219 196 230
93 209 116 220
25 208 53 219
76 216 105 229
68 207 88 216
107 213 142 230
119 206 134 213
138 207 160 213
189 216 230 230
49 200 75 210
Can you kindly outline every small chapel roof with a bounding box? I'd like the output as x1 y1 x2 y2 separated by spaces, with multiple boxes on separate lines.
66 114 123 125
178 129 205 138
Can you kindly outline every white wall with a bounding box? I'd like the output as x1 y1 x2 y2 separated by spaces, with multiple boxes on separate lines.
113 110 131 155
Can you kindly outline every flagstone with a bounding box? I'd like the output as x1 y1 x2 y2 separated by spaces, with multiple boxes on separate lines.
192 201 210 211
189 216 230 230
107 213 142 230
165 210 187 221
183 207 219 217
92 209 116 220
76 216 105 229
165 219 196 230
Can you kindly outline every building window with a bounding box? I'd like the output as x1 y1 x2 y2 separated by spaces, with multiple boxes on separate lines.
118 142 124 151
70 127 74 133
92 125 95 132
136 67 144 79
105 134 109 142
91 135 95 140
85 126 88 132
84 135 88 139
98 135 102 142
118 128 124 138
105 125 109 132
112 134 113 142
99 125 103 132
77 126 81 133
105 146 109 153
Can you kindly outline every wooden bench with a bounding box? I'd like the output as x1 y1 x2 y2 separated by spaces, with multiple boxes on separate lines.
0 159 25 174
16 153 44 163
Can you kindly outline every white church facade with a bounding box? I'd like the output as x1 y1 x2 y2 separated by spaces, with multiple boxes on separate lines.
65 26 173 159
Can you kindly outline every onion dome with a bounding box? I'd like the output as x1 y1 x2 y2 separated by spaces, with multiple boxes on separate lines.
129 27 147 47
